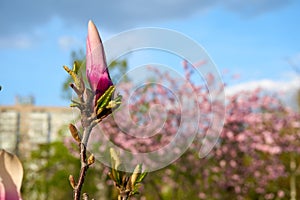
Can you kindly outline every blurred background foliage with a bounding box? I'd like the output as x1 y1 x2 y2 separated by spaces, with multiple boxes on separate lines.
19 50 300 200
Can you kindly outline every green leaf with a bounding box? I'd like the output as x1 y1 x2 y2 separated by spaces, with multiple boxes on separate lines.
106 94 122 109
111 167 120 185
96 86 115 109
110 148 121 169
72 61 81 74
135 172 147 184
110 148 122 185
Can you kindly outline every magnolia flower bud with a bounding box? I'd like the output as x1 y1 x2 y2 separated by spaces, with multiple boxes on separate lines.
86 20 113 104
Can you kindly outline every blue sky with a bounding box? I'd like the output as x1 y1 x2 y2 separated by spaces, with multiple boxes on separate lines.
0 0 299 106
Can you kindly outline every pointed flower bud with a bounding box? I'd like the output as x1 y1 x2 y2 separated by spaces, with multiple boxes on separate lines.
131 164 142 188
69 124 81 143
110 148 121 169
87 154 95 166
86 20 113 103
69 175 76 189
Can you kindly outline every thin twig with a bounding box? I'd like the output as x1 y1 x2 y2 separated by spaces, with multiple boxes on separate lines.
74 143 89 200
73 109 97 199
72 82 95 200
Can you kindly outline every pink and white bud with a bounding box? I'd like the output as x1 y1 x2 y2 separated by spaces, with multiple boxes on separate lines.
86 20 113 103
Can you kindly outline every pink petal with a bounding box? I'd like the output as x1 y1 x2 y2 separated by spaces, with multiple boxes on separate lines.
0 150 23 200
86 20 113 100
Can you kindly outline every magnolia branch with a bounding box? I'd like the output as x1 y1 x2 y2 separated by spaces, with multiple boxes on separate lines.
63 20 145 200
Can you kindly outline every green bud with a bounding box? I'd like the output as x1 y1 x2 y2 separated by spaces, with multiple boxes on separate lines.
131 164 142 188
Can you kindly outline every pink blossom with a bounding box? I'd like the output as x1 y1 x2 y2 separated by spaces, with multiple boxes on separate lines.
63 59 300 199
0 150 23 200
86 20 113 102
277 190 285 198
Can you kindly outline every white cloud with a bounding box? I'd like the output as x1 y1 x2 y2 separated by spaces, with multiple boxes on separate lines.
58 36 82 51
226 78 299 95
222 0 294 16
0 35 34 49
226 76 300 109
0 0 295 38
0 0 295 50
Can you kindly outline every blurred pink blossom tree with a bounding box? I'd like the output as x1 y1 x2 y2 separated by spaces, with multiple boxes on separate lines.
77 61 300 199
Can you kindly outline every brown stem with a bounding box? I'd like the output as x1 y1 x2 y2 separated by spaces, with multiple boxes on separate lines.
73 103 99 200
73 101 95 200
70 79 116 199
74 143 89 200
68 75 96 200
